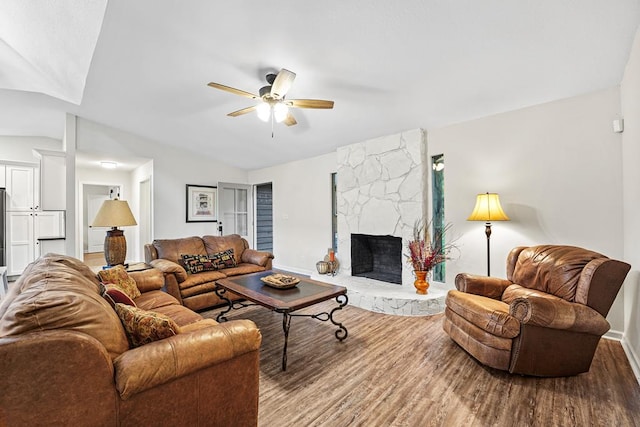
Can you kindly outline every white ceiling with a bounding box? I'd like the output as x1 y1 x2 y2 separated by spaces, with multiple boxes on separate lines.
1 1 639 170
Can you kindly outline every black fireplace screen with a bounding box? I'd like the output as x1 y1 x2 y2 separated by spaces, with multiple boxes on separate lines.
351 234 402 284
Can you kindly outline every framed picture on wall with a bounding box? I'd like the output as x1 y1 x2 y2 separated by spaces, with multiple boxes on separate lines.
186 184 217 222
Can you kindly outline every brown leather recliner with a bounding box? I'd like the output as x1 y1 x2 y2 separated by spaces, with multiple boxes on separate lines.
443 245 630 377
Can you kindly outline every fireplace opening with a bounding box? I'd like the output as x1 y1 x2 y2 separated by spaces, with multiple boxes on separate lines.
351 234 402 284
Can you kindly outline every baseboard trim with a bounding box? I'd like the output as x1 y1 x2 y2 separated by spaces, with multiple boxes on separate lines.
272 263 314 277
604 329 624 341
621 337 640 386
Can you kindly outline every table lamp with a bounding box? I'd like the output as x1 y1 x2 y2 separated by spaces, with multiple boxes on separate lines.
467 192 510 276
91 199 137 267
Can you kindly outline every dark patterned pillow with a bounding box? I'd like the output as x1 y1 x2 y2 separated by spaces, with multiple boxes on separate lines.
181 254 217 274
114 303 179 348
209 249 237 269
97 265 141 299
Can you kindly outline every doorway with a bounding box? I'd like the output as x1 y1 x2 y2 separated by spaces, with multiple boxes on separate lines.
83 184 120 267
255 183 273 252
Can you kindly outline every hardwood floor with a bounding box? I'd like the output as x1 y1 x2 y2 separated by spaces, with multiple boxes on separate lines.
83 252 106 269
202 301 640 427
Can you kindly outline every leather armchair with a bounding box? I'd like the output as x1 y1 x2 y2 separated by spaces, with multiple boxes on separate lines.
443 245 630 376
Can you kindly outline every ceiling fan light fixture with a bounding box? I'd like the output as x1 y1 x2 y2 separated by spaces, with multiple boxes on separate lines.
256 102 270 122
273 103 288 123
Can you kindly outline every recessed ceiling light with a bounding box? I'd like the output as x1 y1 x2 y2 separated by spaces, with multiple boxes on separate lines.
100 161 117 169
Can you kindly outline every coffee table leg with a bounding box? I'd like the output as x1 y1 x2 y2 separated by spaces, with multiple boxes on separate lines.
215 286 233 322
330 294 349 341
281 312 292 371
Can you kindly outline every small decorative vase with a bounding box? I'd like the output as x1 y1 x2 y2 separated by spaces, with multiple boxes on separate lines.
413 270 429 295
316 261 329 274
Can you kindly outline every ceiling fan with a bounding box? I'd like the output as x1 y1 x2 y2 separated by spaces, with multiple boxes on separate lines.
207 68 334 128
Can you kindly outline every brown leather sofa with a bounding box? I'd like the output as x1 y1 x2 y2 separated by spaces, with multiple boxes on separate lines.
0 253 261 426
443 245 630 377
145 234 274 311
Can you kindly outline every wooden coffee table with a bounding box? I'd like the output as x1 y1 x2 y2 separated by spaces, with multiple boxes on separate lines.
214 270 348 371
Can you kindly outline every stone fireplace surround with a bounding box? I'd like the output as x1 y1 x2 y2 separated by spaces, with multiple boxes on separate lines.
312 129 446 316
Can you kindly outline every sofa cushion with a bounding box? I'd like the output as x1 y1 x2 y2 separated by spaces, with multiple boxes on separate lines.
203 234 246 263
154 237 206 265
134 289 181 311
151 303 207 327
179 270 227 290
0 254 130 360
98 266 141 300
115 303 179 348
222 263 266 277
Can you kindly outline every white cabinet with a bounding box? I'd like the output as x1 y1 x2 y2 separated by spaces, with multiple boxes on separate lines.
6 212 35 275
35 150 66 210
35 211 65 238
5 165 39 211
6 211 65 275
0 164 5 188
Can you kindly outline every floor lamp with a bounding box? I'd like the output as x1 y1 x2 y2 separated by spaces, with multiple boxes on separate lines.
91 199 137 267
467 192 510 276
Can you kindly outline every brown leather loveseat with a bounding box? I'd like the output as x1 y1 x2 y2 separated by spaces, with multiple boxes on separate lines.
145 234 274 311
0 253 261 426
443 245 630 377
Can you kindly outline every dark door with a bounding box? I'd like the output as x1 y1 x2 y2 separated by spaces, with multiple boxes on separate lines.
255 183 273 253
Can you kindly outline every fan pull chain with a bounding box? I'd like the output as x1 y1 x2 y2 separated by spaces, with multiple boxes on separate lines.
271 111 275 138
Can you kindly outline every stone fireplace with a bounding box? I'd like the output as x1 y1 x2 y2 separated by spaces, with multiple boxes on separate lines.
311 128 446 316
337 129 427 288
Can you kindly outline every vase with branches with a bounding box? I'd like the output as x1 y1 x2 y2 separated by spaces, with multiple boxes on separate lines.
405 219 456 294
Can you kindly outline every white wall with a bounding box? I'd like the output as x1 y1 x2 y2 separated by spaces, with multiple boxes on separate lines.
75 118 248 241
0 136 62 163
429 87 626 332
248 152 336 274
130 160 154 260
621 26 640 379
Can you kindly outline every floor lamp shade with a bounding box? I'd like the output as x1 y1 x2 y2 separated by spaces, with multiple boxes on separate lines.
91 199 137 267
467 193 509 276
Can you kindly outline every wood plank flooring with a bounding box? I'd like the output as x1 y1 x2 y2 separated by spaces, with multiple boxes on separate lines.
202 301 640 427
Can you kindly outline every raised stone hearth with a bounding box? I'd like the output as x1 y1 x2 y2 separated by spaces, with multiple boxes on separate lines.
327 128 447 315
311 272 447 316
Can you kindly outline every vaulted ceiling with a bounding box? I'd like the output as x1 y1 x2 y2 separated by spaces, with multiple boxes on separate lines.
1 1 639 170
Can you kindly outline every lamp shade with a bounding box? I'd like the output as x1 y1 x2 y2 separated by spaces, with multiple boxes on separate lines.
467 193 510 222
92 199 137 228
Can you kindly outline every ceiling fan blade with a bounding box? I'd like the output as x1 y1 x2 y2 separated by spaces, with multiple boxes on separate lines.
283 113 297 127
227 105 257 117
287 99 334 109
270 69 296 99
208 82 259 99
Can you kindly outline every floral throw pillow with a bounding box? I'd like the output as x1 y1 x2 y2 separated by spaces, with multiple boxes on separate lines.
114 303 179 348
97 265 141 300
209 249 237 269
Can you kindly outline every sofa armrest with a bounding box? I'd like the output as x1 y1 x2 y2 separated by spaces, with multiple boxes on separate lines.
241 248 274 267
455 273 512 299
149 259 188 282
128 268 164 293
114 319 261 400
509 296 610 335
